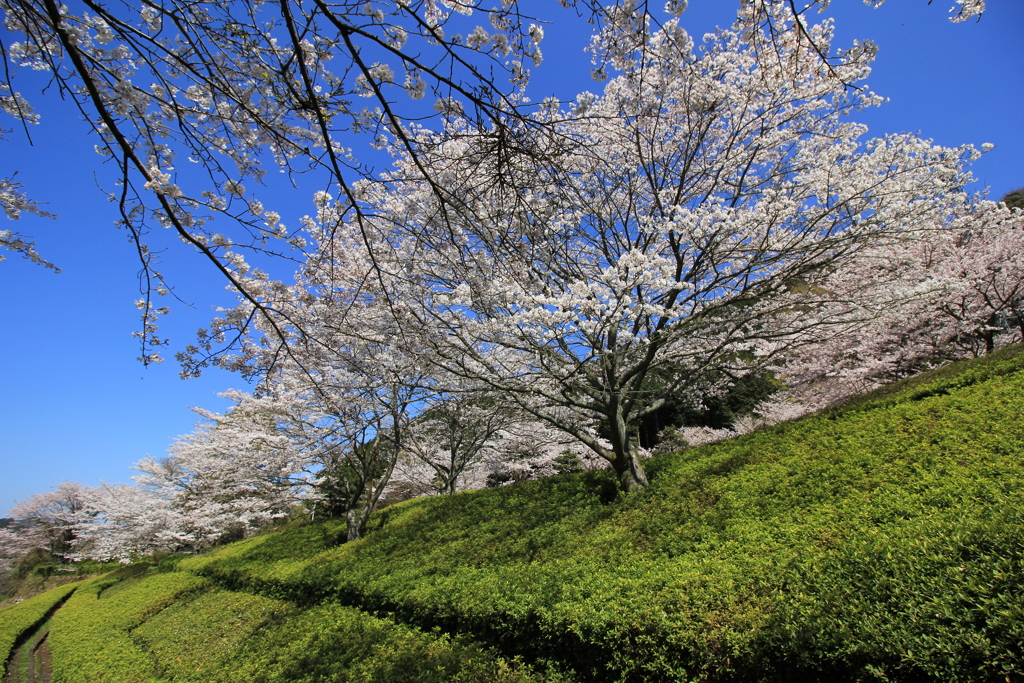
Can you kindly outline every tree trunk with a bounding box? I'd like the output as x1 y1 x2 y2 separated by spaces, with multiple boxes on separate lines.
611 444 649 492
983 329 996 354
606 407 649 492
443 476 458 496
345 507 364 542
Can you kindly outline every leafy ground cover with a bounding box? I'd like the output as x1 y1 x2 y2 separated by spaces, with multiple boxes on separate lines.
28 345 1024 681
48 567 209 683
142 598 555 683
34 560 552 682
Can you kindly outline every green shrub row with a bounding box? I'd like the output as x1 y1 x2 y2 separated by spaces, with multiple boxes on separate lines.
176 348 1024 681
135 591 560 683
133 587 296 681
49 569 209 683
222 602 564 683
37 561 559 682
750 509 1024 681
0 580 82 677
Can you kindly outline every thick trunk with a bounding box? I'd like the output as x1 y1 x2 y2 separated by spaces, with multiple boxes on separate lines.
345 506 364 542
611 443 649 492
607 406 649 492
442 476 458 496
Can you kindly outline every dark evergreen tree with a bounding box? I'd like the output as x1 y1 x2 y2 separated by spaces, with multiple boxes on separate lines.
1000 187 1024 210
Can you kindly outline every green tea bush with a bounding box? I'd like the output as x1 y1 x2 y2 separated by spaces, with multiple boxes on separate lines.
49 569 209 683
0 580 81 677
748 509 1024 682
124 581 559 682
176 518 348 600
219 602 562 683
174 348 1024 680
133 588 295 681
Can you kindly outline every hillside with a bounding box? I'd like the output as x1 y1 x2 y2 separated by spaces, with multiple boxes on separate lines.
3 346 1024 682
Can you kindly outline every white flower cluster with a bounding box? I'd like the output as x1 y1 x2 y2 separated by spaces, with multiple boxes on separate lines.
142 167 183 198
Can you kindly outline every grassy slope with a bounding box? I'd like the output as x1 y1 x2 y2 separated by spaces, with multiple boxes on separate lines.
22 345 1024 682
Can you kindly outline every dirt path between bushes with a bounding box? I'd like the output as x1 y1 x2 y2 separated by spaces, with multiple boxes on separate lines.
3 618 53 683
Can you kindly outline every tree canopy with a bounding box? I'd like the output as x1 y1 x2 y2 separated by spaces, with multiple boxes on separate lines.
0 0 987 360
184 2 1001 493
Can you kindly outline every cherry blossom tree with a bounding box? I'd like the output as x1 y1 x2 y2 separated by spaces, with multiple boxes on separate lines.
5 481 91 561
132 391 310 539
344 5 983 492
387 407 603 496
73 483 186 561
485 415 605 485
186 203 436 539
293 352 427 541
0 524 37 573
940 205 1024 351
773 200 1024 407
398 387 520 495
70 390 317 560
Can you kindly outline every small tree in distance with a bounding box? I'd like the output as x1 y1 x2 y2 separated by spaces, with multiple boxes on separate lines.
4 481 90 561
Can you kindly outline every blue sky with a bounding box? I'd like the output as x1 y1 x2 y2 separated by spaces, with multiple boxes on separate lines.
1 0 1022 511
